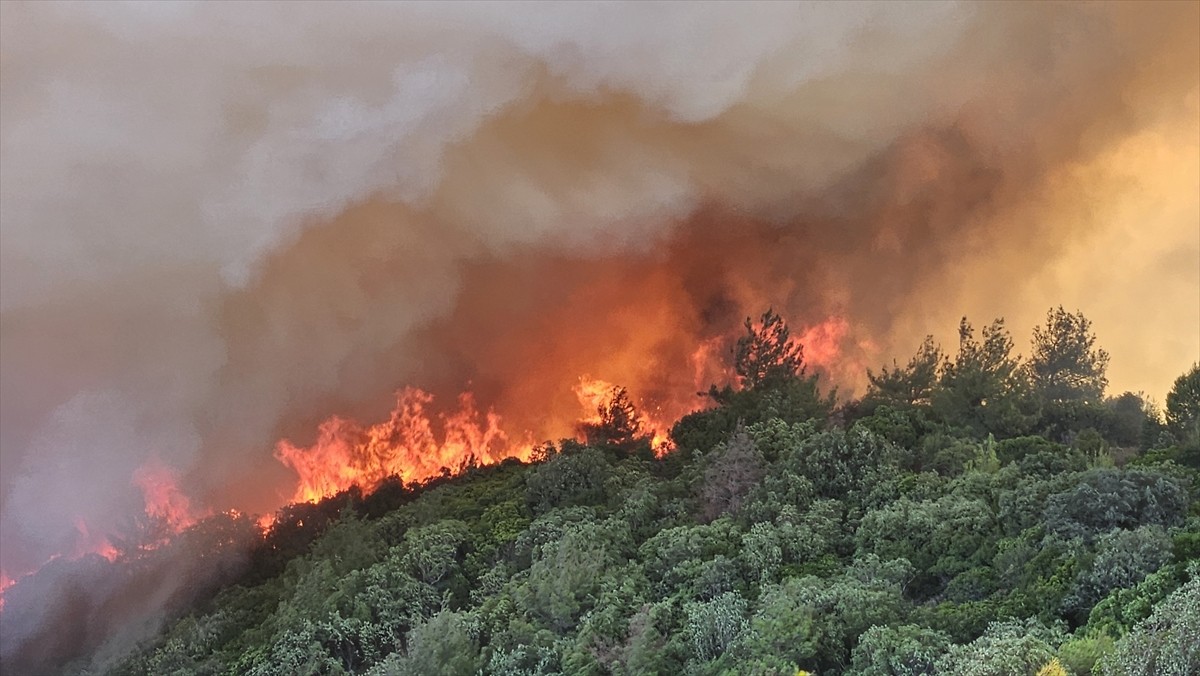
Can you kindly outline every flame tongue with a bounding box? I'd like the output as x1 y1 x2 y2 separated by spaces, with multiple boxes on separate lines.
273 312 853 504
274 387 528 504
132 457 204 532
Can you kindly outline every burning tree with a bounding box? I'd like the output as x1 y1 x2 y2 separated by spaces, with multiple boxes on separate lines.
578 386 649 451
734 309 806 390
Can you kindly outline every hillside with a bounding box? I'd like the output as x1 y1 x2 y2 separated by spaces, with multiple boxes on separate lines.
3 310 1198 676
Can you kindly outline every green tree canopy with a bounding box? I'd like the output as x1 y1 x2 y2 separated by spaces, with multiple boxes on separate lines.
867 336 944 410
1166 363 1200 446
934 317 1037 437
1029 307 1110 404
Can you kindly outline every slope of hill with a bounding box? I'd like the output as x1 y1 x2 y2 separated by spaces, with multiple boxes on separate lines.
3 311 1198 676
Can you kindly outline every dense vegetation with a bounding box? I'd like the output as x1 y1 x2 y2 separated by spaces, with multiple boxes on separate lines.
6 308 1199 675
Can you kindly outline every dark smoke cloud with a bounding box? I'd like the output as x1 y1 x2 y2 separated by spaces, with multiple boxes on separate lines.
1 0 1196 625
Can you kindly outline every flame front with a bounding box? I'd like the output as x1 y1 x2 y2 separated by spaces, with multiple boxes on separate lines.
274 387 529 504
271 312 856 505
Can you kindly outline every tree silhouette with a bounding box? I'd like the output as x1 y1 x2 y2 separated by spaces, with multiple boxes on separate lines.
735 309 805 390
1166 363 1200 446
1029 307 1110 404
579 386 647 450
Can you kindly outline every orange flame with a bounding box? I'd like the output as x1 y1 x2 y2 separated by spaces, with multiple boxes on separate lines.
574 376 675 453
274 387 530 504
6 310 864 597
272 313 859 504
0 569 13 611
132 457 205 532
799 315 850 371
72 517 118 562
573 375 619 426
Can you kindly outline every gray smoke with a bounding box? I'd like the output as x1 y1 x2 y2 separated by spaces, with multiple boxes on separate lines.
2 0 1197 584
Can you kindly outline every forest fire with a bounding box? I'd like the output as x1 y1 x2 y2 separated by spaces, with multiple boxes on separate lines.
0 571 13 611
0 307 848 604
574 376 675 452
71 517 118 563
2 1 1196 672
132 457 206 533
274 388 525 505
271 311 848 505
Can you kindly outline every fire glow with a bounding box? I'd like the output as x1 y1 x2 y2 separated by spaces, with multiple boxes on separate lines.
271 313 852 505
0 310 848 610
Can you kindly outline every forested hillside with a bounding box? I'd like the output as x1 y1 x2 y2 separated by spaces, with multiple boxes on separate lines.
7 308 1199 675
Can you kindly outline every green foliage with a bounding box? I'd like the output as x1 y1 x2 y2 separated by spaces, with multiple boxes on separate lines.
684 591 748 662
1098 573 1200 676
520 520 628 632
934 318 1039 438
782 425 899 500
1063 525 1173 621
525 446 612 514
1056 633 1115 676
1085 563 1188 637
734 309 806 389
995 436 1064 467
1029 306 1110 405
1042 468 1190 540
674 376 833 455
865 336 944 410
735 579 819 670
1102 391 1160 449
746 556 914 673
402 519 469 585
855 495 997 589
1166 363 1200 447
848 623 951 676
697 427 766 522
934 619 1063 676
59 318 1200 676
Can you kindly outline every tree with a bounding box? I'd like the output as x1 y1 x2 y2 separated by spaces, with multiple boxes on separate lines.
848 624 951 676
1165 364 1200 446
698 427 765 522
684 591 748 662
1042 468 1189 540
934 317 1037 437
734 309 806 390
382 610 481 676
745 556 912 673
934 619 1062 676
1064 526 1173 622
866 336 945 409
524 446 612 514
1098 574 1200 676
855 495 997 585
578 386 649 451
1103 391 1159 449
1029 307 1110 404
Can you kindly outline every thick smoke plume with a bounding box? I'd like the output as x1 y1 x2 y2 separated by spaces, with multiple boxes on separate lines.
1 1 1197 660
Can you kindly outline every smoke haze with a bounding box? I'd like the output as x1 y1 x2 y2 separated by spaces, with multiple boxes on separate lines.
2 0 1197 591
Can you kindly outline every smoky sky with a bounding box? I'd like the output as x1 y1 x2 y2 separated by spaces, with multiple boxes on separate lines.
1 1 1198 576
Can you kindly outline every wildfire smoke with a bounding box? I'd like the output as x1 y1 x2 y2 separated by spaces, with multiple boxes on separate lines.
1 3 1197 662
